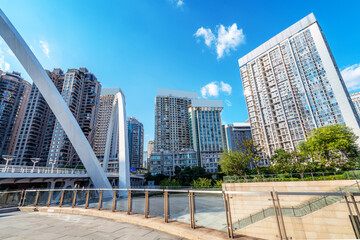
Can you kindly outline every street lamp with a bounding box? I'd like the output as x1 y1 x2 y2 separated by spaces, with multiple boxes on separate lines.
30 158 41 172
48 159 56 173
2 155 15 172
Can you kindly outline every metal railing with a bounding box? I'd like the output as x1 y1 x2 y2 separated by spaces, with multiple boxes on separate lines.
0 164 87 175
234 183 360 230
1 187 360 239
224 170 360 183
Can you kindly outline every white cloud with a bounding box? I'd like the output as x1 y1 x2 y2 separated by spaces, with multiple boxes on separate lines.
194 27 215 47
341 64 360 91
0 55 10 72
225 99 232 107
201 81 232 98
39 40 50 58
194 23 245 59
176 0 184 7
201 82 219 98
220 81 232 95
168 0 184 8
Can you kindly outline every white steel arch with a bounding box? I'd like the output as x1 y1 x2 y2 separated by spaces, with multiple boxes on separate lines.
0 9 112 189
103 92 130 189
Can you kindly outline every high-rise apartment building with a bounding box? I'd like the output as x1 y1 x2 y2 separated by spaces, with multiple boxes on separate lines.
14 69 64 166
350 92 360 117
127 117 144 170
238 13 360 161
154 89 197 152
0 71 31 157
47 68 101 168
94 88 121 159
223 123 252 152
189 99 224 173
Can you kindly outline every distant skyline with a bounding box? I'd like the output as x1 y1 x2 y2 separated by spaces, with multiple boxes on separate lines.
0 0 360 149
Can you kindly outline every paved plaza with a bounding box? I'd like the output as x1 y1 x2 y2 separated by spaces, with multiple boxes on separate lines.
0 211 184 240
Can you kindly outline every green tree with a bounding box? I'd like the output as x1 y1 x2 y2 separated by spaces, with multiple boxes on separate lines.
213 180 223 188
270 149 293 173
239 138 263 174
219 150 252 175
191 177 212 188
159 179 181 187
298 124 359 171
176 166 211 186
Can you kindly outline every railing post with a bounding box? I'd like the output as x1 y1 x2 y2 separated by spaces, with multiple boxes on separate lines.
311 173 314 181
271 192 283 240
85 190 90 209
145 190 149 218
112 190 116 212
98 190 103 210
189 191 195 229
223 191 231 238
21 190 27 207
72 190 77 208
164 190 169 223
345 195 360 238
275 193 288 240
19 190 25 207
34 191 39 207
357 180 360 191
292 206 295 216
226 193 234 238
127 190 132 215
47 190 52 207
59 190 65 207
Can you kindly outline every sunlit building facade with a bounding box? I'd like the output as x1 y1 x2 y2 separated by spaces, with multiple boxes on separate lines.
189 99 224 173
350 92 360 118
0 71 31 158
238 13 360 162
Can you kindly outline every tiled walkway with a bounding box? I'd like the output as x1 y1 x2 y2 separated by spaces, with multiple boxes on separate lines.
0 211 184 240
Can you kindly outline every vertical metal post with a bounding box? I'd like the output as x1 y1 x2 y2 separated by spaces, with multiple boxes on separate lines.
59 190 65 207
271 192 283 240
34 191 39 207
19 190 25 207
145 190 149 218
164 191 169 223
356 181 360 191
276 193 288 240
345 195 360 238
98 190 103 210
47 190 52 207
189 191 195 229
72 190 77 208
324 196 328 206
262 208 266 218
112 190 116 212
85 190 90 209
222 191 231 238
351 194 360 217
21 191 27 207
226 194 234 238
292 206 295 216
127 190 132 215
311 173 314 181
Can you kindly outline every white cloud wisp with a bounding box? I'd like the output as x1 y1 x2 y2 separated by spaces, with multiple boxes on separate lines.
39 40 50 58
201 81 232 98
341 64 360 91
194 23 245 59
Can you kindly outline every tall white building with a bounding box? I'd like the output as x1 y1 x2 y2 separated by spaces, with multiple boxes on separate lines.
238 13 360 161
154 89 197 152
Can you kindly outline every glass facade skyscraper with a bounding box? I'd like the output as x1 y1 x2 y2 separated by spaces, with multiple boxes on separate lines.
238 13 360 162
189 99 224 173
127 117 144 170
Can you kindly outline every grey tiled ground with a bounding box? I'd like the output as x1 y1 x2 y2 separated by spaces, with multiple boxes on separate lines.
0 211 184 240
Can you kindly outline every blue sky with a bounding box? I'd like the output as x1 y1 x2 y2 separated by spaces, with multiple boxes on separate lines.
1 0 360 149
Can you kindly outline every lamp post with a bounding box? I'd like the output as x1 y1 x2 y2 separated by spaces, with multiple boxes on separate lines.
30 158 41 173
48 159 56 173
2 155 15 172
